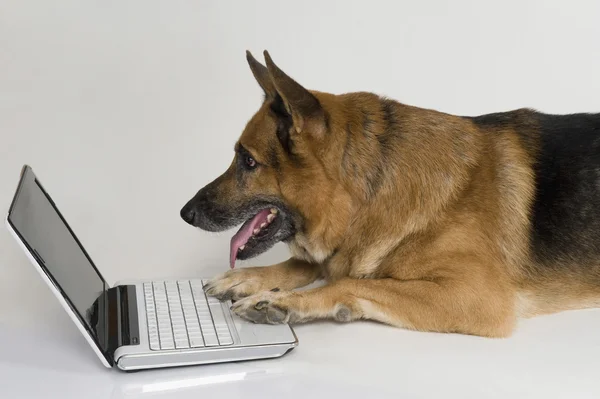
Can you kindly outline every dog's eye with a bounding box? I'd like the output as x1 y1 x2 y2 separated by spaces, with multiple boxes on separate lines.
245 155 257 169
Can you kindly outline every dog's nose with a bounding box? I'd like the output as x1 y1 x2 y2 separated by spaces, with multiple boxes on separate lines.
180 206 196 225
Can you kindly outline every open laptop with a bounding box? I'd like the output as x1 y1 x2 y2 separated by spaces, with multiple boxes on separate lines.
6 165 297 371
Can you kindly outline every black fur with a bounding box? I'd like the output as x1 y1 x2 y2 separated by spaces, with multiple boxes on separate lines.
363 150 385 199
466 109 539 154
361 109 376 139
362 107 385 196
381 99 398 133
363 99 403 197
342 99 403 199
378 99 402 157
531 112 600 266
267 145 280 171
270 95 294 154
470 110 600 268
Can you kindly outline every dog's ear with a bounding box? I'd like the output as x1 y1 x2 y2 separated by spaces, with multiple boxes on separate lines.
263 51 325 136
246 51 277 99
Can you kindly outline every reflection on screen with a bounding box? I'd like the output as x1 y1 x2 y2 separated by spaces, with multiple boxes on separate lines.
8 170 107 344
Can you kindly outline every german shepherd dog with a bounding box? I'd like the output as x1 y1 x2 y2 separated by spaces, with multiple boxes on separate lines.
180 51 600 337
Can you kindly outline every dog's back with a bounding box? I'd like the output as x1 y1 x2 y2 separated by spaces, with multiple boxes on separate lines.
470 110 600 314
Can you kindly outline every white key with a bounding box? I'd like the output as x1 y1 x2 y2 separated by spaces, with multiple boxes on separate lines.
207 302 233 345
149 281 181 350
153 282 165 291
208 301 228 328
202 333 219 347
149 337 160 350
199 280 234 346
217 335 233 346
173 335 188 345
144 283 162 350
188 330 203 338
160 336 174 346
189 282 219 346
159 328 173 338
216 328 231 336
175 340 190 349
165 282 189 348
187 326 201 334
197 315 212 324
216 332 233 345
196 306 218 346
196 317 218 346
161 341 175 350
181 300 202 345
157 319 170 326
173 334 187 341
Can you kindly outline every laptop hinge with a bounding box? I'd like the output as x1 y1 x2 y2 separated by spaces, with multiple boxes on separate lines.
106 285 140 355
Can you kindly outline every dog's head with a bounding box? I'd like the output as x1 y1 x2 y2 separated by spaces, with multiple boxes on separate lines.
181 51 347 268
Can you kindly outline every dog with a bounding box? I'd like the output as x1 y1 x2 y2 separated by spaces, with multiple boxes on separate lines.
180 50 600 337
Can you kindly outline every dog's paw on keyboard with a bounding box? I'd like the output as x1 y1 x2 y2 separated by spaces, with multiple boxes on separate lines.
203 268 279 302
230 291 292 325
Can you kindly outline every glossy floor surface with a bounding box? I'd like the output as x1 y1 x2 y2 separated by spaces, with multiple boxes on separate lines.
1 306 600 398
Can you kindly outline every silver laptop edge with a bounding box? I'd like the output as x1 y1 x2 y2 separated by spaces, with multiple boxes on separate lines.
6 165 297 371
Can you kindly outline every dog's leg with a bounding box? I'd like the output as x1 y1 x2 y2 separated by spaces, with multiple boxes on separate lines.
231 276 515 337
203 258 321 301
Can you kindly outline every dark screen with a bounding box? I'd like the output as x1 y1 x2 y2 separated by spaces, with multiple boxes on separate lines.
8 167 107 347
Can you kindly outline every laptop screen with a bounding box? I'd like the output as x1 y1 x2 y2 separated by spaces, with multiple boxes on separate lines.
7 166 109 359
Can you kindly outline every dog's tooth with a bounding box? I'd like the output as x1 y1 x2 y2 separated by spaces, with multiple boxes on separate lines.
253 228 260 234
239 245 245 251
270 208 278 214
267 214 275 223
260 223 267 228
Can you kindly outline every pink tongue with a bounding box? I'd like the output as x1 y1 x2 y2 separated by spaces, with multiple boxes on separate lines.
229 209 271 269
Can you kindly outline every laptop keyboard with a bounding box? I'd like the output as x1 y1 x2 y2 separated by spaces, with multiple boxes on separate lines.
143 280 234 350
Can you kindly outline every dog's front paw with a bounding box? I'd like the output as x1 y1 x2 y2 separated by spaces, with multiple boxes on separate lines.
231 291 295 324
203 268 279 301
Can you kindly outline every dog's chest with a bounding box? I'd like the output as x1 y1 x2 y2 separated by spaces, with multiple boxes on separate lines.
288 238 330 264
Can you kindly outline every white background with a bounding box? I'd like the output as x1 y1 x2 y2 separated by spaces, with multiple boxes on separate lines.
1 1 600 398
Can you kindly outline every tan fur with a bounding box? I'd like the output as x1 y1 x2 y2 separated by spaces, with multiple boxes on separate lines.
207 258 321 301
203 51 600 337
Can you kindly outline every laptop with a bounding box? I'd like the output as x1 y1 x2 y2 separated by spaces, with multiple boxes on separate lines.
6 165 297 371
